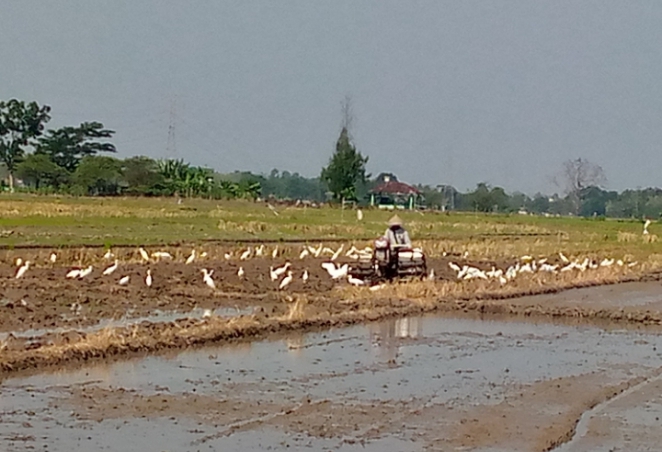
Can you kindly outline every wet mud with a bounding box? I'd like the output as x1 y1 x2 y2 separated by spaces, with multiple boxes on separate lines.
2 315 662 451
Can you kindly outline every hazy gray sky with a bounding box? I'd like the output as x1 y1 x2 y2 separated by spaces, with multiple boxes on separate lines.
2 1 662 194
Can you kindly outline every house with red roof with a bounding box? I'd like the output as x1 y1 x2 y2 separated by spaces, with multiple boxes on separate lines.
369 175 425 210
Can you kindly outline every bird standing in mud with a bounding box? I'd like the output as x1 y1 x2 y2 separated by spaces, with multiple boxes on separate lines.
270 262 291 281
201 268 216 289
321 262 349 280
145 269 153 287
279 270 293 290
302 269 309 284
331 245 344 261
15 261 30 279
102 260 119 276
118 275 130 286
49 252 57 264
237 266 245 279
78 266 94 279
139 247 150 262
66 268 82 279
185 250 196 265
347 275 365 286
240 247 252 261
151 251 173 260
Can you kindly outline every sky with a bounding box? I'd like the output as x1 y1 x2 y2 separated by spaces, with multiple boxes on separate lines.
2 1 662 194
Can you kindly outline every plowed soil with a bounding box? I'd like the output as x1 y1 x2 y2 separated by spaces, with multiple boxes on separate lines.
0 252 484 334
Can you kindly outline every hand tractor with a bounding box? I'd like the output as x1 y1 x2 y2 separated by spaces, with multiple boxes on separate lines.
348 236 427 283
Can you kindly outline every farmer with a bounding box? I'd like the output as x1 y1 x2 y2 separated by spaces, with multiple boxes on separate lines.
385 215 412 251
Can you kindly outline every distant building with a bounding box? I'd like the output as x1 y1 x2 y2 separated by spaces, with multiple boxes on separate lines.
369 176 425 210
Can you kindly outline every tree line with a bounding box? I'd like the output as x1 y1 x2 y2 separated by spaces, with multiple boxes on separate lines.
3 98 662 219
0 99 259 199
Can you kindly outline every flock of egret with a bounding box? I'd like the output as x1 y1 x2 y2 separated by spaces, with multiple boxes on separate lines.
10 243 369 291
448 252 636 284
10 242 636 293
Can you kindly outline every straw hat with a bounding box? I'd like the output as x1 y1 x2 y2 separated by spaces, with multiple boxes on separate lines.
388 215 403 227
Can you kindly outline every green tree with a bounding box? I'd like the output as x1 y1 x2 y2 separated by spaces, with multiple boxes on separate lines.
528 194 551 214
73 155 122 195
122 156 165 195
320 127 369 201
157 158 190 195
16 153 69 190
37 121 116 172
0 99 51 191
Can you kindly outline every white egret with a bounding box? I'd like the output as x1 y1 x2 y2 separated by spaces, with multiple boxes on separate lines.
118 275 130 286
302 269 309 284
66 268 82 279
240 248 252 261
369 283 386 291
15 261 30 279
49 253 57 264
278 271 294 290
272 246 279 259
151 251 173 260
78 266 94 279
139 247 150 262
345 246 358 257
644 219 652 235
102 260 119 276
103 249 114 260
185 250 196 265
299 248 310 260
347 275 365 286
201 269 215 289
224 252 232 260
15 257 22 267
330 245 344 261
145 269 153 287
237 266 245 278
270 262 291 281
321 262 349 280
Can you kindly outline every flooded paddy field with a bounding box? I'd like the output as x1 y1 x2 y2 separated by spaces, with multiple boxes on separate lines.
2 313 662 452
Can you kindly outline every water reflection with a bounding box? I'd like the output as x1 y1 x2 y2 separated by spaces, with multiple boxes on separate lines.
285 332 305 356
369 317 423 363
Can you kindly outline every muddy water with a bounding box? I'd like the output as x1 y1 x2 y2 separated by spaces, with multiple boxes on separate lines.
0 306 255 342
2 316 662 452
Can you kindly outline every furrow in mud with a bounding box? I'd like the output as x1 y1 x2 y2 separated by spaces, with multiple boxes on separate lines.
2 273 662 377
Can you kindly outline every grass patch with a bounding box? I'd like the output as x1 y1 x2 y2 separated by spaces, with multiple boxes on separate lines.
0 194 658 264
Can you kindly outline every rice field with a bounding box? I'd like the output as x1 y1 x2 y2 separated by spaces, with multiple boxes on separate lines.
0 194 660 262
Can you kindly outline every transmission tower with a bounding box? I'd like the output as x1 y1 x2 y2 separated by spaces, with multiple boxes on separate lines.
166 99 177 159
